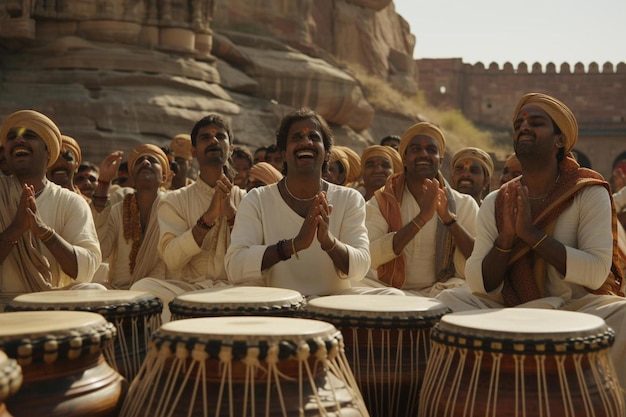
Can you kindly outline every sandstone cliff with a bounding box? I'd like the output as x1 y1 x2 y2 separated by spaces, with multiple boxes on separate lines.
0 0 417 163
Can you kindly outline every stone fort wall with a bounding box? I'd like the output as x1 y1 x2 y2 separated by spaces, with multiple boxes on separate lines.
416 58 626 179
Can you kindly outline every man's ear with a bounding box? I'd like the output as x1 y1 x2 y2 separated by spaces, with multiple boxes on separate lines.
555 134 566 148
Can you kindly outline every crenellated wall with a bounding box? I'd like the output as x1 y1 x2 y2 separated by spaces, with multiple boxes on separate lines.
416 58 626 179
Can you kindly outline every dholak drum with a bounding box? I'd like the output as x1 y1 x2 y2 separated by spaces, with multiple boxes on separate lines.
0 311 126 417
7 289 162 380
303 295 449 417
419 308 625 417
119 316 369 417
0 350 22 417
169 286 305 320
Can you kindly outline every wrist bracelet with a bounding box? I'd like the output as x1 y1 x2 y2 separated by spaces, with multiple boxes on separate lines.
277 239 291 261
0 238 18 247
410 218 422 232
416 215 427 227
323 239 338 253
291 238 299 260
494 244 512 253
38 227 55 243
196 216 214 231
532 234 548 250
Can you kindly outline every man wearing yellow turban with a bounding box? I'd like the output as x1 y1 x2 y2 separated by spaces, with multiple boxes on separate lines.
359 144 402 201
450 147 494 205
0 110 102 306
97 144 170 290
439 93 626 403
365 122 479 296
169 133 195 189
46 135 83 195
131 114 245 321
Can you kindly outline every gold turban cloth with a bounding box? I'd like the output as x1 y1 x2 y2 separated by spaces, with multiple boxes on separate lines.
512 92 578 153
0 109 62 168
61 135 82 166
360 145 403 175
170 133 193 160
331 145 362 185
128 144 171 179
249 162 283 185
398 122 446 159
451 147 494 179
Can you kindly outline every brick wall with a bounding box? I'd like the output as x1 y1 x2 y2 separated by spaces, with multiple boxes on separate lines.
416 58 626 179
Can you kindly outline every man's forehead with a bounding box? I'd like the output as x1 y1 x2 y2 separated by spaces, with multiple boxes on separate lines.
407 134 439 147
198 124 226 135
365 155 391 164
515 104 551 120
454 158 481 168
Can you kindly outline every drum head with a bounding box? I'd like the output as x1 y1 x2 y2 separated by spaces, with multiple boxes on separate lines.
7 290 162 317
169 286 304 317
305 295 449 328
0 311 115 364
433 308 613 353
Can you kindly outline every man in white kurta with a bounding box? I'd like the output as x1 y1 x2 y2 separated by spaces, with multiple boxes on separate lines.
0 110 101 308
226 182 369 295
365 122 478 297
130 114 243 320
437 92 626 404
367 185 477 296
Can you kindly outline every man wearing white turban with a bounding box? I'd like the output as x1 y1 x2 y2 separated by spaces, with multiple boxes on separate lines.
365 122 479 296
0 110 102 308
438 93 626 403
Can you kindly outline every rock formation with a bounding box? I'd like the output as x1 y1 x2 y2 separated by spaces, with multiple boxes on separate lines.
0 0 417 163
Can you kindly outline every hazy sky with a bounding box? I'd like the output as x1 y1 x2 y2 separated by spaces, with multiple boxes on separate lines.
394 0 625 69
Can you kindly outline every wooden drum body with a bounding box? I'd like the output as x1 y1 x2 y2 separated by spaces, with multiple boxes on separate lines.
7 289 163 380
304 295 449 417
0 350 22 417
169 286 305 320
0 311 126 417
120 316 369 417
419 308 625 417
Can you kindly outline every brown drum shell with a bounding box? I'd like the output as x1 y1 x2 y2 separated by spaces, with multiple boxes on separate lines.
5 352 127 417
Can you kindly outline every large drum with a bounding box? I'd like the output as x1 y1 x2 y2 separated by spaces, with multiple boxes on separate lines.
169 286 305 320
7 289 162 380
0 350 22 417
419 308 625 417
303 295 449 417
0 311 126 417
119 316 369 417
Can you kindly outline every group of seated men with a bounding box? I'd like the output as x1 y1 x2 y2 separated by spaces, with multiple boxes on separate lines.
0 92 625 400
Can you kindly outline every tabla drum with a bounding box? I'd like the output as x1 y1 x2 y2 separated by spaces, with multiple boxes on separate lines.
7 289 162 380
0 350 22 417
418 308 625 417
0 311 126 417
169 286 305 320
303 295 449 417
119 316 369 417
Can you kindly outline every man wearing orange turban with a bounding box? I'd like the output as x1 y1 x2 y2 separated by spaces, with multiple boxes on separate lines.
247 161 283 191
365 122 479 296
169 133 195 189
97 144 170 290
450 147 494 205
46 135 83 195
0 110 102 306
359 144 402 201
439 93 626 402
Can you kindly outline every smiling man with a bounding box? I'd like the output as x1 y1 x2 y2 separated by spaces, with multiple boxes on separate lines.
437 92 626 402
365 122 478 296
0 110 102 308
450 146 494 205
130 114 245 320
96 144 170 289
226 108 401 297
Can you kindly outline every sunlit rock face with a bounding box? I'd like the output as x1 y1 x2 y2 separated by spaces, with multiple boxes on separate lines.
0 0 416 161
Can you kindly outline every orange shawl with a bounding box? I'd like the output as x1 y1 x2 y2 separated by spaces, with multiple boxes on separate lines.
374 172 456 289
495 156 624 306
